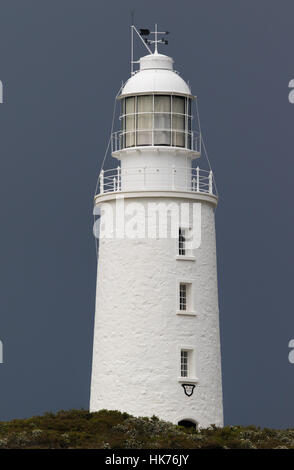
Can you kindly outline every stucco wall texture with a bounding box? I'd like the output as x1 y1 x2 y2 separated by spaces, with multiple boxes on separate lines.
90 197 223 428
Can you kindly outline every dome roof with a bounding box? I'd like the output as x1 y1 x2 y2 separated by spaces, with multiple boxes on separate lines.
120 53 192 98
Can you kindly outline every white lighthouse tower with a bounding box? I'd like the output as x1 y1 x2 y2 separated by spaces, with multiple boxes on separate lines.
90 26 223 428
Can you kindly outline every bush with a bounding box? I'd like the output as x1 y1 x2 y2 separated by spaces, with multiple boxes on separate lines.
0 410 293 449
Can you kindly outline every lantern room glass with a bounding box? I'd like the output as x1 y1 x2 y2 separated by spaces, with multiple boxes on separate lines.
120 94 192 149
137 95 153 146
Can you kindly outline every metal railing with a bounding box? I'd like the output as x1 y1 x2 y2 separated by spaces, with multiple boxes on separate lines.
111 130 201 153
97 166 216 196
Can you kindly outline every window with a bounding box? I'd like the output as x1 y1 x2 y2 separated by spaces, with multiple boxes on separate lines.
179 228 186 256
178 347 198 383
181 350 189 377
120 94 192 149
177 227 195 260
177 281 195 315
179 284 187 311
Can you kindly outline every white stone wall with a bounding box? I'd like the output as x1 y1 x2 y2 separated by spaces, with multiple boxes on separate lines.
119 149 193 193
90 196 223 428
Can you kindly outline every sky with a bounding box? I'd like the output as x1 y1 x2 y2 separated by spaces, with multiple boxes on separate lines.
0 0 294 428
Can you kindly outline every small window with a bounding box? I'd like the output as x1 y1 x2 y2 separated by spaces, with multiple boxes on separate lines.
177 227 195 259
179 228 186 256
178 347 197 383
178 282 194 314
181 350 189 377
179 284 187 311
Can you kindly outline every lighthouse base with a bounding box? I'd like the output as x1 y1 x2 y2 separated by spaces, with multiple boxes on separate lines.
90 195 223 429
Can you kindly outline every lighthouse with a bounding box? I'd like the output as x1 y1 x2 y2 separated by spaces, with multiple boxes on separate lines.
90 25 223 428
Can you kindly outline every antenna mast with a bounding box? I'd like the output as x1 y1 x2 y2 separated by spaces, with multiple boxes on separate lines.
130 10 135 75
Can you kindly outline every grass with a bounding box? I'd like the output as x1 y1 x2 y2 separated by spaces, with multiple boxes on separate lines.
0 409 292 449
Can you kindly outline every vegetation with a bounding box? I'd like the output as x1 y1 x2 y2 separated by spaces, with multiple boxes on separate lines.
0 409 292 449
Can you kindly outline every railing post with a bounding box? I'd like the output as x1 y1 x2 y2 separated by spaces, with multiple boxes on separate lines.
100 170 104 194
192 177 196 192
172 165 176 190
113 177 117 192
112 132 118 152
209 170 213 194
196 166 200 192
117 166 121 191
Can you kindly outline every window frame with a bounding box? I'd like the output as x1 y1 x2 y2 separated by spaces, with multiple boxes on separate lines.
179 283 187 311
177 346 198 384
176 227 195 261
176 280 196 316
180 350 189 377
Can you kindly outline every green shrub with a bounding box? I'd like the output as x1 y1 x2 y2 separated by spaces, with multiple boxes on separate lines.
0 410 292 449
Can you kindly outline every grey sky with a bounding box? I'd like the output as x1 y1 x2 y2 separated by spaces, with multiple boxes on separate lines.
0 0 294 428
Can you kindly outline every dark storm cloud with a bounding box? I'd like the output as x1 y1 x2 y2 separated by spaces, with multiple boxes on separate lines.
0 0 293 428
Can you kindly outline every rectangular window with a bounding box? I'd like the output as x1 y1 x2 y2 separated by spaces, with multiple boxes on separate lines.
178 281 194 315
179 283 187 311
177 228 195 259
179 228 186 256
181 350 189 377
180 348 197 381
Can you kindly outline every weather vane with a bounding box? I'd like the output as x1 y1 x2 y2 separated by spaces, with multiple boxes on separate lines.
130 22 170 74
139 24 169 53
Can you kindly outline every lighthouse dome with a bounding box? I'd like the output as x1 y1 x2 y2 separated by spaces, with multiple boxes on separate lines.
120 53 192 97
